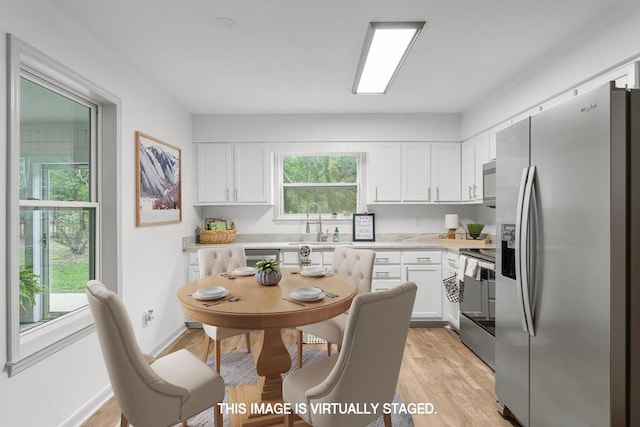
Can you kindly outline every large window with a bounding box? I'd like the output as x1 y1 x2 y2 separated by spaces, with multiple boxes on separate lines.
18 76 97 331
278 154 362 218
7 35 120 376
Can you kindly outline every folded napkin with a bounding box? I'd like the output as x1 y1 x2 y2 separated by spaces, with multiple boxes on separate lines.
465 258 481 280
458 255 467 282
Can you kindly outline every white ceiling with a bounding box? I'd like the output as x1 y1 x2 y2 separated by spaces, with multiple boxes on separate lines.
53 0 622 115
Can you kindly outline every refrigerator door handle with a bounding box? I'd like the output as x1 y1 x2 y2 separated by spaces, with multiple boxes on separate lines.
514 167 530 334
520 166 537 336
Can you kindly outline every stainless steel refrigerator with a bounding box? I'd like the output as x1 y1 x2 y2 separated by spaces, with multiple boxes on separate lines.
495 82 640 426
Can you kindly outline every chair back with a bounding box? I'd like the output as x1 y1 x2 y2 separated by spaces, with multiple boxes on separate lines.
331 247 375 294
198 246 247 277
305 282 417 426
86 281 187 427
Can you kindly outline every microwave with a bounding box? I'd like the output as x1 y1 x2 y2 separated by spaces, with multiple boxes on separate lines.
482 160 496 208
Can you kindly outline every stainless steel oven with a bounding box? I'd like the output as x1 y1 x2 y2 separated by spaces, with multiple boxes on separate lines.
459 249 495 369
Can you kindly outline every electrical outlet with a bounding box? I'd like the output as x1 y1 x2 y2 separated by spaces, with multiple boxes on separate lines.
143 309 154 328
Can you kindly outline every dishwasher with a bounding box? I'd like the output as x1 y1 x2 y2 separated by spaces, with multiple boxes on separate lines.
244 248 281 267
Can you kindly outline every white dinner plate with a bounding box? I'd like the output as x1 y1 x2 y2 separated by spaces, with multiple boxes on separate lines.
300 267 326 277
294 286 323 298
290 290 326 302
193 288 229 301
233 267 256 276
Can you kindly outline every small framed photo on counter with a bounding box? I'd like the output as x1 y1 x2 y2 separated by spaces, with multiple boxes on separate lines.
353 213 375 242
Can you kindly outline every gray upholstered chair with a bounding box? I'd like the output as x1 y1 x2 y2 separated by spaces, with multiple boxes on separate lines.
284 282 417 427
198 246 254 372
296 246 375 367
86 281 224 427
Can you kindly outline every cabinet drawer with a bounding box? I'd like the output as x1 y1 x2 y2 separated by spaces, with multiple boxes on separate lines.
371 279 402 292
374 251 401 264
373 265 402 279
188 251 199 266
402 251 442 264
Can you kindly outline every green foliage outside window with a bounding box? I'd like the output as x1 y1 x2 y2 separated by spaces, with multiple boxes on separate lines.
282 155 358 214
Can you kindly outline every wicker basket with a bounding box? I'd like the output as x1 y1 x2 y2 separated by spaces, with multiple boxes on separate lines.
200 223 236 244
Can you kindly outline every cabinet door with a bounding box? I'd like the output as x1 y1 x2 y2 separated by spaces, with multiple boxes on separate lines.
370 144 402 202
489 130 497 160
405 265 443 319
402 143 431 202
234 143 270 203
474 132 490 200
461 139 475 201
196 144 232 203
431 143 461 202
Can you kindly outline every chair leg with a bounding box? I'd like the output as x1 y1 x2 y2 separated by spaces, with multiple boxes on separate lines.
203 334 211 362
383 412 392 427
327 342 332 356
120 413 129 427
297 330 303 369
214 402 223 427
215 339 221 373
284 412 294 427
245 332 252 353
337 345 342 353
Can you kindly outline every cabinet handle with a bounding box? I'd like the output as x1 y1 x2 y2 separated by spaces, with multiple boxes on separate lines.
375 186 378 202
375 271 390 277
417 257 432 262
428 187 431 201
468 186 472 199
375 257 390 262
436 187 440 201
473 185 477 198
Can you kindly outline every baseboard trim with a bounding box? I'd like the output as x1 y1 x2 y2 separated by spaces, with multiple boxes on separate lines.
60 384 113 427
410 320 448 328
65 324 187 426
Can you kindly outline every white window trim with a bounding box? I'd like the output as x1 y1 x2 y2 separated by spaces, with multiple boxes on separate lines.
6 35 122 376
274 152 365 222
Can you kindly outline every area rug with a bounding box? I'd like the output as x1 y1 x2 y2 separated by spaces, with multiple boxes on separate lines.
181 346 415 427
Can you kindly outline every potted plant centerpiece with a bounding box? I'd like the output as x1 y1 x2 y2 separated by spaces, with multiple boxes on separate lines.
254 258 282 286
467 223 485 239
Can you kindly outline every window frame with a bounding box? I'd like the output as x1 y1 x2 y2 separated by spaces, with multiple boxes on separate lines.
6 35 121 376
274 152 364 221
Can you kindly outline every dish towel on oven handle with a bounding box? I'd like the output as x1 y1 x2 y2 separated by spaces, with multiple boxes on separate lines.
457 255 467 283
465 258 481 280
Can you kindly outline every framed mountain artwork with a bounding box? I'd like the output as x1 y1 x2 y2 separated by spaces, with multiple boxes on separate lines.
135 131 182 226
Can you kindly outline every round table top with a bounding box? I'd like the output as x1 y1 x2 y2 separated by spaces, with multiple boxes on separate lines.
177 269 358 329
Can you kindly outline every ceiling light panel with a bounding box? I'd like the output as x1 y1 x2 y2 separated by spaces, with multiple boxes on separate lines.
353 21 425 95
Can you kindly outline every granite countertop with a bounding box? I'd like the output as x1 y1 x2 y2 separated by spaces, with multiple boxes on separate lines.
182 233 495 252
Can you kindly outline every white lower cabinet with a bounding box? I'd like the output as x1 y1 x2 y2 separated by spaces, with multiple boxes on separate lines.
403 251 443 320
444 251 460 330
371 251 403 292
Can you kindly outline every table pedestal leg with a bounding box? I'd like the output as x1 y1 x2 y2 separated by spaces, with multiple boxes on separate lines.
254 328 291 401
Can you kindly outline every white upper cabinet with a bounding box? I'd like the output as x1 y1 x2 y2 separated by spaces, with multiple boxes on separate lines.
431 143 461 202
234 143 270 203
474 131 490 201
402 143 431 202
369 143 431 203
460 132 490 203
195 142 271 205
196 143 233 203
461 139 475 202
369 143 402 202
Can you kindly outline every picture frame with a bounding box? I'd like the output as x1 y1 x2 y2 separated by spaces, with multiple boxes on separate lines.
135 131 182 226
352 213 375 242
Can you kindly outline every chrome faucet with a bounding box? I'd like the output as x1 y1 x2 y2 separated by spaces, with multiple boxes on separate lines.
306 202 327 241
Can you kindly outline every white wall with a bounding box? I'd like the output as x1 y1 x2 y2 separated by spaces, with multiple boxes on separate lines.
193 113 461 142
0 1 196 425
462 2 640 138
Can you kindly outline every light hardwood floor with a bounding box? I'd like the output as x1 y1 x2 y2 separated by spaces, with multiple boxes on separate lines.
82 327 515 427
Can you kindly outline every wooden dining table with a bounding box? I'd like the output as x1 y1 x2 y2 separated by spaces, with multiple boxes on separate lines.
176 268 357 425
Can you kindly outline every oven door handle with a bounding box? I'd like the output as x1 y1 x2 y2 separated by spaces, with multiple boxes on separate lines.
515 167 531 334
520 166 536 336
